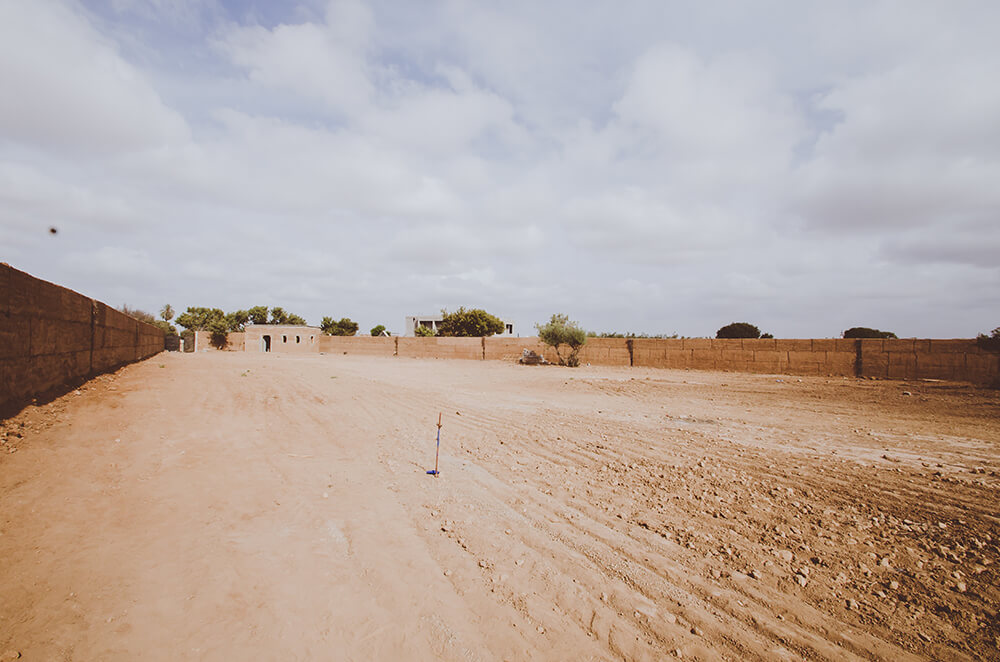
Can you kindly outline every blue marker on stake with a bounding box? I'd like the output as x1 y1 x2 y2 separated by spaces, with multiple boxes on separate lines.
426 412 442 476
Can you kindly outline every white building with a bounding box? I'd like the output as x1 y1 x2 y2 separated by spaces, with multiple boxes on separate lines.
404 314 515 337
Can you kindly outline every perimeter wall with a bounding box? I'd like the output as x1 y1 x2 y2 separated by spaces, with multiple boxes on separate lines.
296 334 999 385
0 264 165 416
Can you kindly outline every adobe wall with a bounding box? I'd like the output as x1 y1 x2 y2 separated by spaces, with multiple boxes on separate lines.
184 326 996 386
1 263 164 417
397 337 484 360
631 338 857 377
318 336 396 356
859 339 998 384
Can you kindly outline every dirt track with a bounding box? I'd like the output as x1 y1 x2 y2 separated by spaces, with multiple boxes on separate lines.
1 352 998 661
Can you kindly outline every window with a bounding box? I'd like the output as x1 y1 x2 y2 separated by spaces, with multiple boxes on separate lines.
296 336 300 344
282 335 287 343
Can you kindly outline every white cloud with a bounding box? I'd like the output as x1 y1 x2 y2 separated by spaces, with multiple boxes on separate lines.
0 0 189 154
2 1 998 338
216 0 374 116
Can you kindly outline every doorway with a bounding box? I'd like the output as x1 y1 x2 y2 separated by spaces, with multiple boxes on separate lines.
262 335 271 352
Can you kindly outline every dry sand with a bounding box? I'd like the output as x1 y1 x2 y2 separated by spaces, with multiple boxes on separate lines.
1 352 998 661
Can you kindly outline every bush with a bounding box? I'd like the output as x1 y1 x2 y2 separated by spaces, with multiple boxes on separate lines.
716 322 762 339
414 325 436 337
370 325 388 337
843 327 897 339
977 327 1000 352
437 307 505 337
537 314 587 367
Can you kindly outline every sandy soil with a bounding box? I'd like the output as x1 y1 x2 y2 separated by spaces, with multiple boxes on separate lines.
1 352 998 661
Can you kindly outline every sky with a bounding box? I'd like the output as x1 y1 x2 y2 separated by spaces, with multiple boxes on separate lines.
2 0 998 338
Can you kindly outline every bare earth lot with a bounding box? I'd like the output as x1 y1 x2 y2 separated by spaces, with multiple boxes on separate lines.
1 352 998 661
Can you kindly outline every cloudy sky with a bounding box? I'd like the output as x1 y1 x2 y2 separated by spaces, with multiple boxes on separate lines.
2 0 998 338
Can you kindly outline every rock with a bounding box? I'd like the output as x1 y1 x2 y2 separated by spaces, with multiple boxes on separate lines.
0 652 21 662
776 550 794 563
889 580 900 591
795 574 808 587
664 613 677 624
878 557 891 569
955 581 967 593
536 626 545 634
846 599 858 610
690 626 703 636
750 569 763 580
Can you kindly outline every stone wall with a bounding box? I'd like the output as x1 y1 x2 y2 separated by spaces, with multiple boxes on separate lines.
1 263 164 416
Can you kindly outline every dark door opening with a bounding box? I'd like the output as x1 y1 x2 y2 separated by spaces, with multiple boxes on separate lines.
262 335 271 352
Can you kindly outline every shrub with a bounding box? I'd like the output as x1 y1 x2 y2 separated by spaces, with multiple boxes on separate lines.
716 322 762 339
437 307 505 337
414 325 436 337
843 327 897 339
537 314 587 367
370 325 388 337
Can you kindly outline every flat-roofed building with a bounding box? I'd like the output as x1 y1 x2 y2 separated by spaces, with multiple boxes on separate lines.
404 315 515 337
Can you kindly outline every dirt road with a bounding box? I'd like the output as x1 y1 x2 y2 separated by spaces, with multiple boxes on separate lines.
1 352 998 660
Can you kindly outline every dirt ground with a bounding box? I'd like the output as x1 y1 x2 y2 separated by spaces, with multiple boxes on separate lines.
1 353 998 661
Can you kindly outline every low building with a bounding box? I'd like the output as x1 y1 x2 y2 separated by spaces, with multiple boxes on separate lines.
404 315 515 337
243 324 322 353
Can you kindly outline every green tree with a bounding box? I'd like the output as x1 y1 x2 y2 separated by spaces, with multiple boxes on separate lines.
536 314 587 367
843 327 897 339
269 307 288 324
175 307 226 331
247 306 269 325
977 327 1000 352
208 318 230 349
268 307 306 325
160 304 174 322
118 304 157 325
321 317 359 336
370 325 388 337
437 307 505 337
225 310 250 332
154 320 178 336
414 325 436 337
716 322 762 339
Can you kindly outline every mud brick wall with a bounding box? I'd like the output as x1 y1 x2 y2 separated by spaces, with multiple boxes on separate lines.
859 339 998 383
318 336 396 356
397 337 484 360
192 331 247 351
483 337 550 362
1 263 164 416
